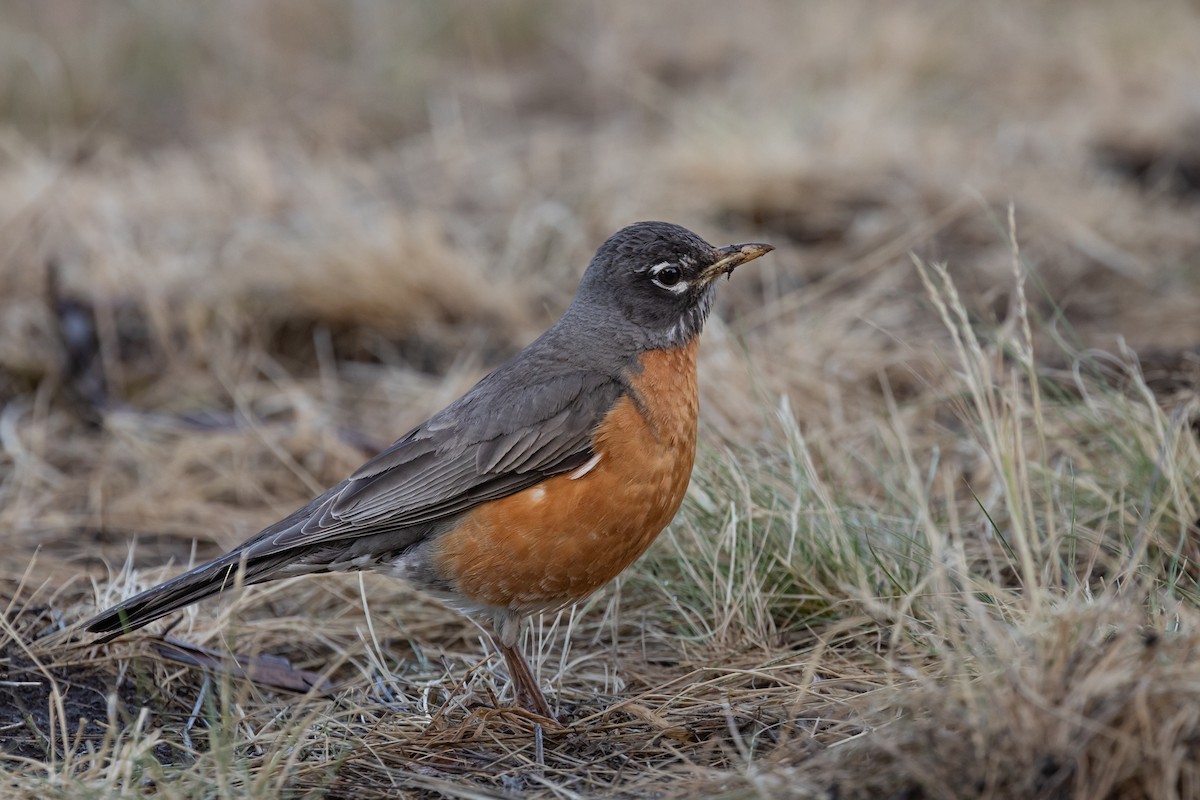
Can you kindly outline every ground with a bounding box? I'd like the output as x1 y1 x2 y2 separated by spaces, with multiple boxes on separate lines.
1 2 1200 798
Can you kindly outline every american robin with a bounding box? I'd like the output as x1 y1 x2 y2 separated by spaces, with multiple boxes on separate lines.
85 221 773 718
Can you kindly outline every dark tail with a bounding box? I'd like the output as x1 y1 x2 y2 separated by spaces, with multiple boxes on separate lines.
85 549 279 641
85 486 341 640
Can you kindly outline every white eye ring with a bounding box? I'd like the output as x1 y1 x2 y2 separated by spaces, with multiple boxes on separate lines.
649 261 688 294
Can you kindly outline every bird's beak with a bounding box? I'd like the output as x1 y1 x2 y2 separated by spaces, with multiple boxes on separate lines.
700 242 775 284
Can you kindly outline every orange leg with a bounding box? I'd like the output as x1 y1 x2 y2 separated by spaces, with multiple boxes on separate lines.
498 639 553 719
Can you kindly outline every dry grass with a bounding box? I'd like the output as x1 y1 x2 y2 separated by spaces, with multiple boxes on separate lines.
2 1 1200 797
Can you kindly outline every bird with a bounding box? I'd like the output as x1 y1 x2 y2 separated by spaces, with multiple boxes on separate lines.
85 221 774 718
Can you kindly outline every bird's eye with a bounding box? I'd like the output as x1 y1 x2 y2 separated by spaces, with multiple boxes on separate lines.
655 266 681 285
650 264 684 291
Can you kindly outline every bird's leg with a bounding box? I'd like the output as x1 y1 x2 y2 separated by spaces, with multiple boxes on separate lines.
498 639 553 719
494 611 553 719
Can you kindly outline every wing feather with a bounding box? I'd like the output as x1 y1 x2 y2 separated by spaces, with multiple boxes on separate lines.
246 354 626 555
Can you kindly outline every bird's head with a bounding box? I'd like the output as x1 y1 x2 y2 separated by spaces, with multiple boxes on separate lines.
574 221 773 348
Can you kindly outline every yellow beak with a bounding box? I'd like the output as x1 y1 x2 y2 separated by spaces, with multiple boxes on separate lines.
700 242 774 283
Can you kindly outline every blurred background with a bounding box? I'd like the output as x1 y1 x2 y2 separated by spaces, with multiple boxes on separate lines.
1 0 1198 601
0 0 1197 578
1 1 1200 792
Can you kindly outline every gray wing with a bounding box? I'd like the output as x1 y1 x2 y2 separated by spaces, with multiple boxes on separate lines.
246 356 626 554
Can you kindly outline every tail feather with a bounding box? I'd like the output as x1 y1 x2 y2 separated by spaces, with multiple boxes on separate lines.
86 548 281 641
85 489 340 639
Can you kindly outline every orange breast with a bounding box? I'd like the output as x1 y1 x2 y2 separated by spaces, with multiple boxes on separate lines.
432 340 699 611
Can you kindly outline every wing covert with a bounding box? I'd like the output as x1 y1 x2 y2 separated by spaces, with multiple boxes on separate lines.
254 360 626 553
